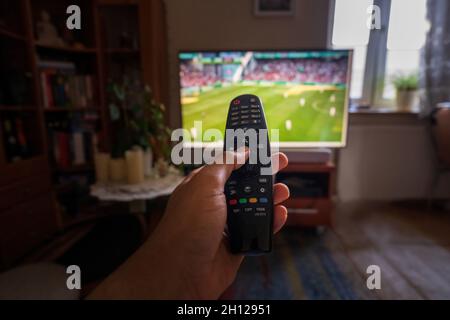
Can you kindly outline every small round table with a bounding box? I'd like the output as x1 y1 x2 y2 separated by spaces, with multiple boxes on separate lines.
90 168 184 234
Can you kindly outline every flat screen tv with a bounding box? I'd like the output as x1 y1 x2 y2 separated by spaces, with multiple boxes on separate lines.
178 49 352 148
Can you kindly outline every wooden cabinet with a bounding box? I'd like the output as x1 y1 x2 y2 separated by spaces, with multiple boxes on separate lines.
0 0 164 269
0 162 51 212
0 192 59 267
0 0 59 270
0 158 59 269
277 162 335 227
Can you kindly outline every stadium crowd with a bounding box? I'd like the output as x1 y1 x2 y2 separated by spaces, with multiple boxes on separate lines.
180 57 347 88
243 58 347 84
180 63 220 88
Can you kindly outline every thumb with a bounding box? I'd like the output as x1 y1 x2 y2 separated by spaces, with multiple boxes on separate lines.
200 148 249 188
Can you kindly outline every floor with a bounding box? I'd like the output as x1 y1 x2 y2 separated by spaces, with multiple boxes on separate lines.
16 198 449 299
322 200 450 299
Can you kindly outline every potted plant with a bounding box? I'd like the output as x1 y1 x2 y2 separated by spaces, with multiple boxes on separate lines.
107 77 171 180
392 73 419 111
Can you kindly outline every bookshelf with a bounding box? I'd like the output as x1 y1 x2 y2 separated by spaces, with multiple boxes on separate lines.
0 0 152 269
35 43 98 53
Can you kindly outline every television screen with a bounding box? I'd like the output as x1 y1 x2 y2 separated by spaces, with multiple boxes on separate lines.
178 50 352 148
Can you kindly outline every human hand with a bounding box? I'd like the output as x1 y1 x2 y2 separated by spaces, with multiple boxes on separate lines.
89 149 289 300
149 149 289 299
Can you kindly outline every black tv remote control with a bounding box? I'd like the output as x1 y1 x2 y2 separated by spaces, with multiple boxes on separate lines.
224 94 273 255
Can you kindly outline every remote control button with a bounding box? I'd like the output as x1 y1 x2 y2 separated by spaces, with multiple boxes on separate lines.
250 109 260 113
244 164 258 177
259 197 268 203
231 121 238 126
244 136 250 146
228 180 237 186
244 185 252 193
229 189 237 196
232 208 240 214
250 104 259 108
241 115 249 119
229 199 237 205
241 105 249 109
241 110 249 114
239 198 247 204
258 177 268 183
250 98 256 102
231 116 239 121
251 120 261 124
249 197 257 203
240 120 250 125
256 207 266 212
233 99 240 105
259 187 266 193
251 114 261 119
231 111 239 116
244 207 253 213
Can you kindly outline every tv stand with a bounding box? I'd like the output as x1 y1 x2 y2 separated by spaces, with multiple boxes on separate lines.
276 158 335 227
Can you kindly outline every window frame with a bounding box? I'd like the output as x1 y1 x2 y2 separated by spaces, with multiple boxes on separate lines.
330 0 397 108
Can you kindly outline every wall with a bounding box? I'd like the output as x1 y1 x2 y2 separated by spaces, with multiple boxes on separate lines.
164 0 332 127
163 0 449 201
338 114 450 201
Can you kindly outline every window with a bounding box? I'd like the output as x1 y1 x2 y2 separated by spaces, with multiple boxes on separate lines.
331 0 429 107
332 0 372 100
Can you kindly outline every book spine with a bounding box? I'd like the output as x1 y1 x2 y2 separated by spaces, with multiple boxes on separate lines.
79 76 87 108
15 118 29 158
72 132 86 165
57 132 70 168
46 72 55 108
57 74 66 107
83 132 92 162
74 76 80 107
41 72 49 108
53 132 59 166
64 76 71 108
50 75 59 107
86 75 93 106
69 77 76 107
2 117 19 162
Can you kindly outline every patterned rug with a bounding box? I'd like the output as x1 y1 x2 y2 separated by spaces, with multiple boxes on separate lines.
224 228 378 300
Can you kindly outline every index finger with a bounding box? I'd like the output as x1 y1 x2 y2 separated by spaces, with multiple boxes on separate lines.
271 152 288 175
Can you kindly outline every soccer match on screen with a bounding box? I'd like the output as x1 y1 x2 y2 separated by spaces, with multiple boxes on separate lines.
179 50 350 145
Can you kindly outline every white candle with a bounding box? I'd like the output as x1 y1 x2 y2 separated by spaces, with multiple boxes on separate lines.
110 158 126 182
126 147 144 184
94 152 110 183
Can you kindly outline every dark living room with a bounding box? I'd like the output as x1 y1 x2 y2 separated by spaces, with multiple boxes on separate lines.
0 0 449 303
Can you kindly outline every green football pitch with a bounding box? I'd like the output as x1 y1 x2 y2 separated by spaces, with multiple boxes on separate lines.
181 83 346 143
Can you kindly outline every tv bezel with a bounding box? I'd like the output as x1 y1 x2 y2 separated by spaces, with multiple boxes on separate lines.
177 48 353 149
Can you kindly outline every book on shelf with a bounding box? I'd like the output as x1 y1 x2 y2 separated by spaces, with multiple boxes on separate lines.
38 60 95 109
1 115 30 162
46 113 98 169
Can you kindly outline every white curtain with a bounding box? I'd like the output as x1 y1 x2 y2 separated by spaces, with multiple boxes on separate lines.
420 0 450 115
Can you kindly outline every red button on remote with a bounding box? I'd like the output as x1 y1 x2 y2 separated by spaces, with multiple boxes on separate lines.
229 199 237 205
233 99 240 105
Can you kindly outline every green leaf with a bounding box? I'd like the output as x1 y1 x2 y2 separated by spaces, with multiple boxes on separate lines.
109 103 120 121
139 136 149 149
392 72 419 91
113 84 125 101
